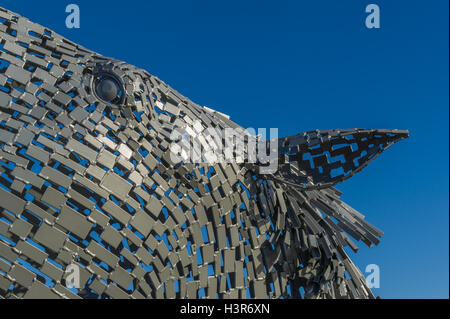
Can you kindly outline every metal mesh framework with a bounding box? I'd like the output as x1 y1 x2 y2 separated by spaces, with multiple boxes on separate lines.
0 7 408 299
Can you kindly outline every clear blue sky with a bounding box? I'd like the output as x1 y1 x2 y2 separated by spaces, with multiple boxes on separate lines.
3 0 448 298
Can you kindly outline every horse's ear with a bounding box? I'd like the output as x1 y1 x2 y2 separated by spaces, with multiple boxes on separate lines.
268 128 409 189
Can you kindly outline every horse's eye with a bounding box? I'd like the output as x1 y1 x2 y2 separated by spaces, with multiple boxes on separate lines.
95 76 121 102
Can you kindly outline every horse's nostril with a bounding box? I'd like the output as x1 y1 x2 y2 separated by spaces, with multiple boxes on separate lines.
96 77 119 102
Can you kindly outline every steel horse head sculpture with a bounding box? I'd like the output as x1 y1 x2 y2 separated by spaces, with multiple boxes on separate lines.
0 7 408 299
